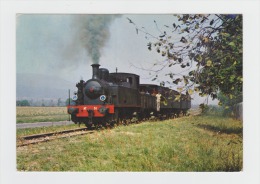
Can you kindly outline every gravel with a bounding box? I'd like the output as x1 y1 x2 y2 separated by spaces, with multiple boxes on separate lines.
16 121 75 129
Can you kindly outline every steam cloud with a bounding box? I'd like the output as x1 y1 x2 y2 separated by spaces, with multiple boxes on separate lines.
73 15 120 64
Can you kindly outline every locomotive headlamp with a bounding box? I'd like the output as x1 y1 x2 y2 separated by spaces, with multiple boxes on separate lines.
72 94 78 101
100 95 106 101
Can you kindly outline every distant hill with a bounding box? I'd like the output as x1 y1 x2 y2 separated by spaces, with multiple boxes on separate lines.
16 73 75 99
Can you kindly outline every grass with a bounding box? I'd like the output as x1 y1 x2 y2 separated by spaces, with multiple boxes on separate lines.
17 115 243 172
16 107 69 123
16 124 80 137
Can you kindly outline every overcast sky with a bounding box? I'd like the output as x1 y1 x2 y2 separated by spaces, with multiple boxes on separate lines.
17 14 177 81
16 14 218 104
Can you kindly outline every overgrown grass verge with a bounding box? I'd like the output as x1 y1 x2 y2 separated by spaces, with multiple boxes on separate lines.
17 124 80 137
17 115 242 172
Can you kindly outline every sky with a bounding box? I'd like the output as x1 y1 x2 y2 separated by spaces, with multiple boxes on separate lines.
16 14 218 104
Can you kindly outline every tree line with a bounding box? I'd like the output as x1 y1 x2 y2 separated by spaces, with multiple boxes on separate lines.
16 98 71 107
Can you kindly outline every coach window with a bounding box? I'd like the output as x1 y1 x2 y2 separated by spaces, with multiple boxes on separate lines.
127 77 133 85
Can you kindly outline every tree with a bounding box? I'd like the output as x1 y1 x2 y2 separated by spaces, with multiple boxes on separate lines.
16 100 21 106
66 98 73 106
41 99 45 107
57 98 62 106
16 100 30 106
128 14 242 104
50 99 54 107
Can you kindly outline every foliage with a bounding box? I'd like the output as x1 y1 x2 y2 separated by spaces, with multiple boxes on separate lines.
65 98 73 106
199 103 209 114
57 98 62 106
217 91 243 116
17 98 66 107
198 104 232 117
16 100 30 106
128 14 242 103
218 91 242 107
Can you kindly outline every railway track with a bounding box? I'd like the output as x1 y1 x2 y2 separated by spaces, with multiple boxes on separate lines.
17 111 197 147
17 127 94 147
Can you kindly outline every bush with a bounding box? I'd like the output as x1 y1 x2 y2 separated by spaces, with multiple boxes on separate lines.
17 100 30 106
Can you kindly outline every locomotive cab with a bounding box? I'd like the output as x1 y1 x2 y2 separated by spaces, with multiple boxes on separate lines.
109 72 140 89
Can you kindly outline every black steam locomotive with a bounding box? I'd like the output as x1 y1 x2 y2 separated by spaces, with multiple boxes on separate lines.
67 64 191 128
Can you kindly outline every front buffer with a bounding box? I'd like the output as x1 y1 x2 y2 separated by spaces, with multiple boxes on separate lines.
67 104 114 128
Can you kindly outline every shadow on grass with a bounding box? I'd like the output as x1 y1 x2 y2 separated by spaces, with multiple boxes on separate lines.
196 124 243 135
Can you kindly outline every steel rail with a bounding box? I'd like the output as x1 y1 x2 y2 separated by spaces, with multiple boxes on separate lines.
17 127 93 147
20 127 89 140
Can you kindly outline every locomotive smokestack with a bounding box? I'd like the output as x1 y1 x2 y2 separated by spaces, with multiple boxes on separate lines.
91 64 100 79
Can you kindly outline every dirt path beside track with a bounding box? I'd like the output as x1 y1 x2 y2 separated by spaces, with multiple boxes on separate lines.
16 121 74 129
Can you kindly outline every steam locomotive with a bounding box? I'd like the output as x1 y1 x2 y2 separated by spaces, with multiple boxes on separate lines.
67 64 191 128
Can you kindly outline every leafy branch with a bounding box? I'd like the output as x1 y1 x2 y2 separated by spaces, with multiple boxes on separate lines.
127 14 243 105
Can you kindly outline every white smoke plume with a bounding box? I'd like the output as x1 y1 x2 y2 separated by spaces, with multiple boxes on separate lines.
72 14 120 64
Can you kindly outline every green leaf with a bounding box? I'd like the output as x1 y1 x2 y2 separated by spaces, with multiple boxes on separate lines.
174 95 181 102
195 54 203 62
206 60 212 66
183 77 188 84
229 75 235 82
220 32 230 37
177 87 183 92
228 42 236 47
188 89 194 95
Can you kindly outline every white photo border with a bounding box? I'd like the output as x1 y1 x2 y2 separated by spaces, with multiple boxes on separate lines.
1 0 260 184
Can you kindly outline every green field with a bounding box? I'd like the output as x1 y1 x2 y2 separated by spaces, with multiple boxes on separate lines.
16 107 68 123
17 115 243 171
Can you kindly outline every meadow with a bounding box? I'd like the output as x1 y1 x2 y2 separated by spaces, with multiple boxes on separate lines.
17 115 243 172
16 106 68 123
